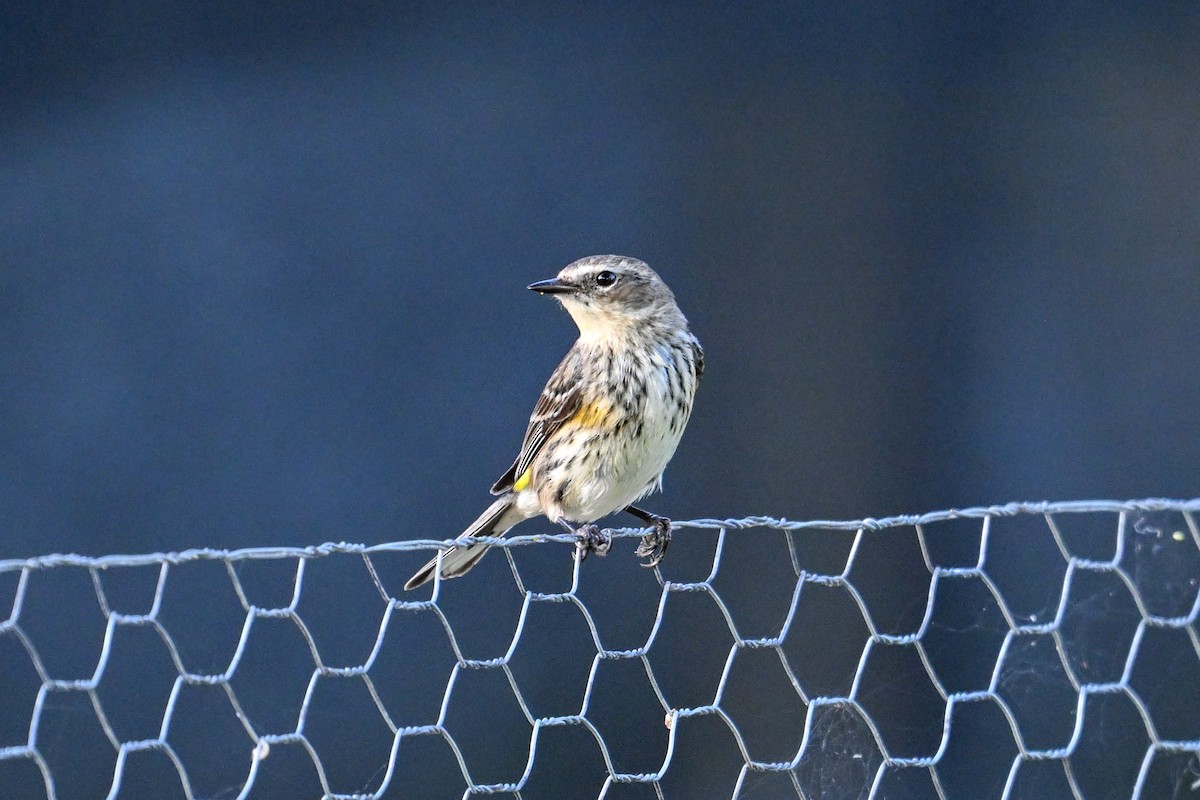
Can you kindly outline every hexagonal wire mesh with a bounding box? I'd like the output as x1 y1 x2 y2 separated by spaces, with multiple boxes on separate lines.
1 499 1199 800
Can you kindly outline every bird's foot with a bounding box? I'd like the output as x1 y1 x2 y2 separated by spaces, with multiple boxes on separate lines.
634 515 672 568
575 523 612 563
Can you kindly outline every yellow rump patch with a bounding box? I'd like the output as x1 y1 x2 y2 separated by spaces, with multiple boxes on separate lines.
513 467 533 493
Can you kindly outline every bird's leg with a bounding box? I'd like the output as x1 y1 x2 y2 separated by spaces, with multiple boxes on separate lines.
558 519 612 562
625 505 672 568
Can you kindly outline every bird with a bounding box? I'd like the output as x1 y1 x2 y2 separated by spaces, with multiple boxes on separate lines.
404 255 703 590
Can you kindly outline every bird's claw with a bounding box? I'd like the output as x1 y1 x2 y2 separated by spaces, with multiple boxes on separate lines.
575 523 612 563
635 516 672 568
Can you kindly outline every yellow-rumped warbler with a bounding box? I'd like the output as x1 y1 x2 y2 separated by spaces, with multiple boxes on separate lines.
404 255 703 590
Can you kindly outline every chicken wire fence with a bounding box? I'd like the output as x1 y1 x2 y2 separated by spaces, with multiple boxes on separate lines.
1 499 1199 800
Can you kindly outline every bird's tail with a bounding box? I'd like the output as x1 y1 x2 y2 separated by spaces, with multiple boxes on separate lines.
403 495 524 590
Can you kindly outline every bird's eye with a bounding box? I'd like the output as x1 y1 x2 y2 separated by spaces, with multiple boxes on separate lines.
595 270 618 287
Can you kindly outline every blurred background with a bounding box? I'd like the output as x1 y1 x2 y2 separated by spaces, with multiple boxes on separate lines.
2 2 1199 799
2 2 1198 558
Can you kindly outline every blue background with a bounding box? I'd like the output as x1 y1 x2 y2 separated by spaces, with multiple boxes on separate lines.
4 2 1197 560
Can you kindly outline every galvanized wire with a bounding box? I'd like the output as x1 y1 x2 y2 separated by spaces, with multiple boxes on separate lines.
1 498 1198 799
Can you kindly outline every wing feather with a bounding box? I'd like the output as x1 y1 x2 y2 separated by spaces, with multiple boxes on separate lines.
491 346 584 495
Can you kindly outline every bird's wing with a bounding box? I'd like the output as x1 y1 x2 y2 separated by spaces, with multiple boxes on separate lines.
490 347 584 495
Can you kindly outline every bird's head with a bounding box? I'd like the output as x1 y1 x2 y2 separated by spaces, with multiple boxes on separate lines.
528 255 681 339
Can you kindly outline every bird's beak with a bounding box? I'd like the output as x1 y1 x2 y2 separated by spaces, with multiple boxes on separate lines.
527 278 575 295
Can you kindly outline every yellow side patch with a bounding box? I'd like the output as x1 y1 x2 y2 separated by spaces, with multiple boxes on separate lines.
571 401 614 428
513 467 533 492
511 401 612 494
